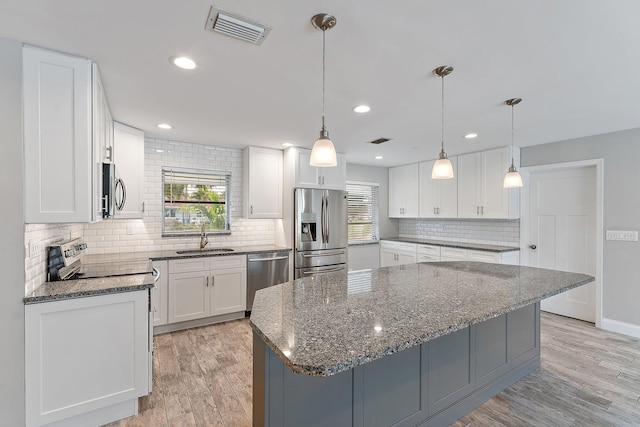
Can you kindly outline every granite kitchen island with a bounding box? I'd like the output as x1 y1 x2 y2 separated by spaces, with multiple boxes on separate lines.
250 262 594 427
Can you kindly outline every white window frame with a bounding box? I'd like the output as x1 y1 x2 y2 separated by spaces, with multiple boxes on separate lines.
346 180 380 244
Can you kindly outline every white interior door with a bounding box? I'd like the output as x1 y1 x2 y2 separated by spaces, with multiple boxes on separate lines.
529 166 596 322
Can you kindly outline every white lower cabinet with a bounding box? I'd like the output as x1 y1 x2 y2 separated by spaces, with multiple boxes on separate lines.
380 241 417 267
417 244 441 262
168 255 247 324
25 291 150 427
381 240 520 266
152 260 168 326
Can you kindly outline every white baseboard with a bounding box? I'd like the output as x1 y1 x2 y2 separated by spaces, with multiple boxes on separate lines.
601 318 640 339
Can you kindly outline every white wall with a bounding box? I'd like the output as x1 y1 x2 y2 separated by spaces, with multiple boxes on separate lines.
522 128 640 329
346 164 396 270
0 37 25 426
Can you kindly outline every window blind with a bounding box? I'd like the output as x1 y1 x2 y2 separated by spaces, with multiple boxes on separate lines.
346 182 379 243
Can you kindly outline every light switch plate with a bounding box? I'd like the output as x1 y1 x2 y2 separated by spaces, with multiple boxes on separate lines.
606 230 638 241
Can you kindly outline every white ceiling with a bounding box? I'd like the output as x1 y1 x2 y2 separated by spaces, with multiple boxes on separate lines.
2 0 640 167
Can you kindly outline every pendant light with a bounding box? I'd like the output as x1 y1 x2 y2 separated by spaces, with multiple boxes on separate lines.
309 13 338 168
432 66 454 179
503 98 524 188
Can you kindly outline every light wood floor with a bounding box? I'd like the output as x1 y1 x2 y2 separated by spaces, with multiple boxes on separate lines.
106 312 640 427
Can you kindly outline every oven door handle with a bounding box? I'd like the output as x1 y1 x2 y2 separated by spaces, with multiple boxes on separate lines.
303 267 345 275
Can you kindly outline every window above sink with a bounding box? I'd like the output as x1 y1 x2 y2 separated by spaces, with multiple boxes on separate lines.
162 167 231 237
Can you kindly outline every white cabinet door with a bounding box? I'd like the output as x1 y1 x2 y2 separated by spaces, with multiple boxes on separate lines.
113 122 145 219
152 260 168 326
388 166 404 217
319 153 347 190
211 268 247 316
438 156 458 217
295 149 319 187
168 271 210 323
482 147 519 219
419 160 439 218
457 152 482 218
389 164 419 217
458 147 520 219
25 291 149 427
23 46 94 223
380 248 397 267
244 147 283 218
397 251 417 265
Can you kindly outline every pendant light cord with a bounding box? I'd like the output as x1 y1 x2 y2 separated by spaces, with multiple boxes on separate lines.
441 74 445 152
321 29 326 131
511 103 515 168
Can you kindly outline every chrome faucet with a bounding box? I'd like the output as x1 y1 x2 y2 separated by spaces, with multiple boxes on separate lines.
200 222 209 250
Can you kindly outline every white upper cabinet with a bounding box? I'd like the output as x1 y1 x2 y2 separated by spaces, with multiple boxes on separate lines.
389 163 419 217
112 122 145 219
243 146 283 218
288 147 346 190
24 46 94 223
418 157 458 218
457 147 520 219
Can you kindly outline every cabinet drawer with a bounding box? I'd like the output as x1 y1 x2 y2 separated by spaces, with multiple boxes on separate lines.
211 255 246 270
397 243 417 253
169 257 211 274
468 250 500 264
417 244 441 257
440 247 468 260
418 254 439 263
380 240 399 250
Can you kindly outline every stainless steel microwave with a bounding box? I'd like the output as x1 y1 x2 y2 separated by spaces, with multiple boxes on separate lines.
102 163 126 218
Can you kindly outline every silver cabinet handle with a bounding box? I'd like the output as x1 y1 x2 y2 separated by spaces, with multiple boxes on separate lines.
250 205 253 214
529 244 537 250
477 206 480 215
142 202 145 213
481 206 484 215
206 276 209 287
434 207 436 214
212 276 214 286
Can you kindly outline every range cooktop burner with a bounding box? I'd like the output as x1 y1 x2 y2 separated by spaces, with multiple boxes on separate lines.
47 238 152 281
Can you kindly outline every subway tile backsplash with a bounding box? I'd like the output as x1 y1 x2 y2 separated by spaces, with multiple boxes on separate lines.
398 218 520 247
24 138 276 295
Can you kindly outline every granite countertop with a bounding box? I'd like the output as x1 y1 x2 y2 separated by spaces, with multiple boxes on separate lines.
250 262 593 377
381 237 520 253
24 273 154 305
83 244 291 263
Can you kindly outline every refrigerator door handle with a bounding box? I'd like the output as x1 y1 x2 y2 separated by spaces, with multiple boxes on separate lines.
302 250 346 258
325 191 330 243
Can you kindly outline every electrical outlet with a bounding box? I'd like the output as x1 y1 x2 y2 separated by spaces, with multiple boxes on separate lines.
28 240 41 258
606 230 639 242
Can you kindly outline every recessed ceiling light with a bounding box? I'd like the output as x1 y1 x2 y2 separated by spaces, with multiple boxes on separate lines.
353 104 371 114
157 123 172 130
375 155 383 160
170 56 197 70
282 142 294 147
464 133 478 139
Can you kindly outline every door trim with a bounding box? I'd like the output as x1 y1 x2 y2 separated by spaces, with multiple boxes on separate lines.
519 159 603 328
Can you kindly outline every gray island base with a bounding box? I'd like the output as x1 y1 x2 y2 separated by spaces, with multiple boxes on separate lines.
250 262 594 427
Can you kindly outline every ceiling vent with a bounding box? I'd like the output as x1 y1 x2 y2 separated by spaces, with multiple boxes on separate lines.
205 7 272 45
369 138 392 145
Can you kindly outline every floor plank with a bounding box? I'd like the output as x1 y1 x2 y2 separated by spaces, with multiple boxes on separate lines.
106 312 640 426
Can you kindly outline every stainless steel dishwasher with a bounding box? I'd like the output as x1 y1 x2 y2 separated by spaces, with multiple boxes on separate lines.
246 251 290 315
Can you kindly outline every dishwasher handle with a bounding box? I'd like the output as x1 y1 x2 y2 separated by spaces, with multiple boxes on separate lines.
248 256 289 262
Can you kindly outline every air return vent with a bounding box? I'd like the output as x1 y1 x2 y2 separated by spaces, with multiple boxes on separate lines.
205 7 272 45
369 137 392 145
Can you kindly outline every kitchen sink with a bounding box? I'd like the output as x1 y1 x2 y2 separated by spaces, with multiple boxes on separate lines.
176 248 235 255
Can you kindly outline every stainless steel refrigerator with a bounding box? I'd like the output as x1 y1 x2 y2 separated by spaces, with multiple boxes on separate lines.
294 188 348 279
